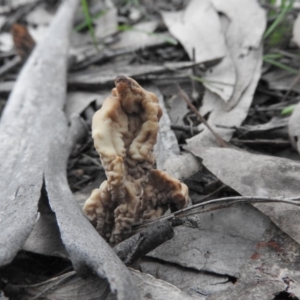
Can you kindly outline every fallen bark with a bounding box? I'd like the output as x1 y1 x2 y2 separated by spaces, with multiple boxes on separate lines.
114 220 174 265
0 1 139 299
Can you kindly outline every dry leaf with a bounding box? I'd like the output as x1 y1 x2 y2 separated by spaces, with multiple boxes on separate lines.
25 5 54 26
140 260 232 298
0 32 13 52
4 271 111 300
262 69 300 93
111 21 169 50
23 212 67 257
187 46 263 148
150 84 180 170
208 0 266 107
94 0 118 39
293 12 300 47
68 61 197 86
288 102 300 150
147 204 272 277
11 23 35 60
4 269 201 300
126 269 202 300
162 0 227 64
199 15 236 102
186 145 300 246
65 92 107 121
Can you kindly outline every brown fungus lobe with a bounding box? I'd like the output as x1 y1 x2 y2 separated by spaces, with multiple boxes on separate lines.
83 76 189 244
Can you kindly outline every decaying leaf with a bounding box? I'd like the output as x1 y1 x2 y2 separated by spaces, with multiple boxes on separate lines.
149 84 202 179
293 12 300 47
74 173 106 207
64 91 108 121
4 269 201 300
68 61 198 86
288 102 300 151
206 226 300 299
94 0 117 39
199 14 236 102
208 0 266 107
241 116 289 133
22 211 67 258
140 260 232 297
127 269 202 300
0 81 15 94
187 47 263 148
186 0 266 148
262 69 300 93
0 32 13 52
162 0 227 64
168 94 189 133
287 13 300 153
162 152 202 181
25 5 54 26
11 23 35 60
9 0 36 9
4 271 111 300
151 84 180 170
145 200 300 299
111 20 168 50
186 145 300 246
147 204 272 277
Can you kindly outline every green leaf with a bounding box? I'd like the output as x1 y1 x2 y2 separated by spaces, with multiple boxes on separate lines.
281 104 296 115
264 0 295 40
263 53 283 60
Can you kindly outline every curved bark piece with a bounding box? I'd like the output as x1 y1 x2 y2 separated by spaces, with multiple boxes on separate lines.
0 0 79 268
45 116 139 300
114 220 174 265
0 1 139 299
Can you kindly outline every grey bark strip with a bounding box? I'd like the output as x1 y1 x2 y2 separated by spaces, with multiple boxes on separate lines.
0 0 79 268
0 0 139 299
114 220 174 265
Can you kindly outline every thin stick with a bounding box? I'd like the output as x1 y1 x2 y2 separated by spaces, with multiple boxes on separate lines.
133 195 300 230
173 195 300 217
177 84 229 147
281 67 300 102
231 138 290 145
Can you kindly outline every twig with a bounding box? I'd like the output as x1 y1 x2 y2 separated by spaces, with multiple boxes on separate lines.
71 48 133 71
171 124 201 134
191 48 199 100
0 56 21 78
133 195 300 230
82 153 103 167
173 195 300 217
177 84 229 147
231 138 290 145
256 87 295 101
281 67 300 102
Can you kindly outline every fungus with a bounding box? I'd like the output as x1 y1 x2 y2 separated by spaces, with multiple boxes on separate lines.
83 75 189 244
